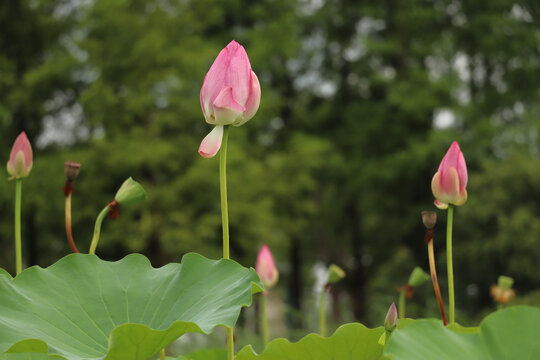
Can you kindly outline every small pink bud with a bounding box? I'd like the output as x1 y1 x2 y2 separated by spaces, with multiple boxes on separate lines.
200 40 261 127
431 141 468 209
198 125 224 158
255 245 279 291
384 302 398 331
6 132 33 180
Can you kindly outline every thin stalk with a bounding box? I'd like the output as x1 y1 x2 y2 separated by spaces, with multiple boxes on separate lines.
319 290 327 337
446 205 455 324
219 125 234 360
261 294 269 346
427 239 448 325
89 205 110 255
65 194 79 253
160 349 166 360
14 179 22 275
398 291 406 319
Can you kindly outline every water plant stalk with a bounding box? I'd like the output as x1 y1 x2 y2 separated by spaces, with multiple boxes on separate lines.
398 291 405 319
446 205 455 324
160 349 166 360
261 294 269 346
65 193 79 253
426 230 448 325
14 179 22 275
89 205 110 255
319 289 327 337
219 125 234 360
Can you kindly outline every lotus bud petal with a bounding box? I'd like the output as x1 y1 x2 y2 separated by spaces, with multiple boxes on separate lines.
431 141 468 209
384 302 398 331
408 267 430 288
7 132 33 180
255 245 279 291
200 40 261 127
198 125 224 158
327 264 346 284
114 177 147 207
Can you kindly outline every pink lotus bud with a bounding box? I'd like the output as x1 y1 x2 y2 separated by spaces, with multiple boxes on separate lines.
384 302 398 331
198 125 224 158
6 132 33 180
255 245 279 291
431 141 468 210
200 40 261 127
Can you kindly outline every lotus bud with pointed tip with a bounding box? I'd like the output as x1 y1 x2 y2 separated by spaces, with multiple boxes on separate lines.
7 132 33 180
431 141 468 210
384 302 398 331
408 267 430 288
327 264 346 284
114 177 147 207
255 245 279 291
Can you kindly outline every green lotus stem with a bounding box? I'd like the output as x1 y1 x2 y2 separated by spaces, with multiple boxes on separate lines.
219 125 234 359
319 290 326 337
261 294 269 346
160 349 166 360
447 205 455 324
398 291 406 319
89 205 110 255
14 179 22 275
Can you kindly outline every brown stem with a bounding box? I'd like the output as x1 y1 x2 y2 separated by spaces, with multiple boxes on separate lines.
426 232 447 325
65 192 79 253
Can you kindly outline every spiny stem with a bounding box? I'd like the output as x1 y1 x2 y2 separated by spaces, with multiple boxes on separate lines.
261 294 269 346
65 193 79 253
398 291 406 319
14 179 22 275
89 205 110 255
446 205 455 324
219 125 234 360
319 289 327 337
427 237 448 325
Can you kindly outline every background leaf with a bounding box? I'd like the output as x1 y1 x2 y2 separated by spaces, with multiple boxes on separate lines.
0 253 262 359
234 323 384 360
384 306 540 359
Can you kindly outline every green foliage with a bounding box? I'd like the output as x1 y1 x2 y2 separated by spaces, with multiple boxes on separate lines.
177 349 227 360
0 253 262 359
235 323 384 360
384 306 540 359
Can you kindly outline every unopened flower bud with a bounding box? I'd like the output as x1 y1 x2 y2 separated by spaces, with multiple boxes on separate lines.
255 245 279 291
327 264 346 284
431 141 468 209
64 162 81 181
7 132 33 180
114 177 147 207
384 302 398 331
421 211 437 229
408 267 430 288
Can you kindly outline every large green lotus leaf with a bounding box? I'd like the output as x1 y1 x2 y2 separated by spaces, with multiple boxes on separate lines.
0 253 262 360
384 306 540 359
235 323 384 360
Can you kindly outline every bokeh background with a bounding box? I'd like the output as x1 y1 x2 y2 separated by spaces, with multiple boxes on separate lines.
2 0 540 349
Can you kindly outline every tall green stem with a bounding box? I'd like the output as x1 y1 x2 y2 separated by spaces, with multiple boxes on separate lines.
261 294 269 347
89 205 110 255
398 291 406 319
14 179 22 275
219 125 234 360
319 290 327 337
446 205 455 324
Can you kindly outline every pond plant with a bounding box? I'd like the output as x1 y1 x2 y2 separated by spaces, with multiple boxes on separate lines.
1 40 539 360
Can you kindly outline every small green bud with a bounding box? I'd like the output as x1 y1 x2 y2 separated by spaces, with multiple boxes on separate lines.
114 177 147 207
384 302 398 332
408 267 430 288
328 264 346 284
497 275 514 291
